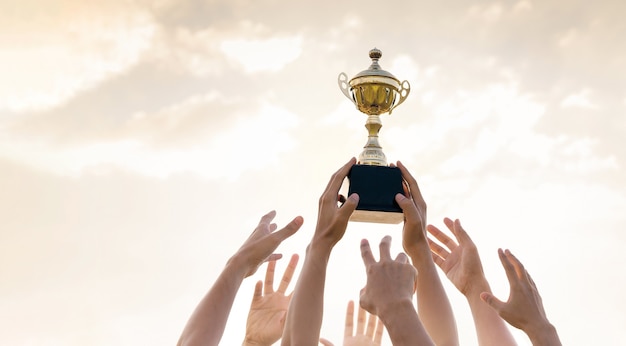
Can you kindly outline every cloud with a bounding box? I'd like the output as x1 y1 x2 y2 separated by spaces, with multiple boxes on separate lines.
0 95 300 179
0 2 156 112
220 35 303 73
560 88 599 109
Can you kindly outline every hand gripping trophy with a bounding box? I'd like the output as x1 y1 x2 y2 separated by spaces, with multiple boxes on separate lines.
338 48 411 224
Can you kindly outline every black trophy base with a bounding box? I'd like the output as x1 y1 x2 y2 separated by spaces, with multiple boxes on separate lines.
347 164 404 224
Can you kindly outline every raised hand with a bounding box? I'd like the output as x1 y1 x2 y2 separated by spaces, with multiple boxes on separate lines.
343 300 384 346
427 218 517 346
178 211 302 346
393 161 428 258
481 249 561 346
244 254 299 346
231 210 303 278
359 236 434 346
313 157 359 248
394 162 459 346
318 300 384 346
427 218 488 295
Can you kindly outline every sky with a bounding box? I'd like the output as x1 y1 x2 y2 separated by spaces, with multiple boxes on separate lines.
1 0 625 345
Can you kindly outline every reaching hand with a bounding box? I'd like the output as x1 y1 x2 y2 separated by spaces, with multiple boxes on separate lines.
359 236 416 317
244 254 299 346
318 301 384 346
343 300 384 346
481 249 560 345
427 218 488 296
313 157 359 248
393 161 428 259
358 236 434 346
230 210 303 278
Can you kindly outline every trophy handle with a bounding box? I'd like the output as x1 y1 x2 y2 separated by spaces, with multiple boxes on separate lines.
390 80 411 114
338 72 356 105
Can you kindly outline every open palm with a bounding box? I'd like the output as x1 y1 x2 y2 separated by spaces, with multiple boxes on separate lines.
244 255 299 346
427 218 487 295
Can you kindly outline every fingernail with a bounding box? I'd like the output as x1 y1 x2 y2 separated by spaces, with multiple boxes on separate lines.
349 193 359 202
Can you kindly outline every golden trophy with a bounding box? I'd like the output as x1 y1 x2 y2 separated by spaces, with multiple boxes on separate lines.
338 48 411 224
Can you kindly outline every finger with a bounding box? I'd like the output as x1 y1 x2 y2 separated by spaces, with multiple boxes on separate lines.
397 161 425 205
498 248 520 288
504 249 526 280
338 193 359 220
395 252 409 264
269 223 278 232
277 254 299 294
360 239 376 267
356 305 366 335
365 310 376 338
264 260 276 294
374 317 384 345
266 253 282 262
270 215 304 244
344 300 354 338
259 210 277 226
447 218 473 245
252 280 263 301
321 158 356 205
431 252 445 268
427 223 458 251
526 270 538 290
402 180 410 198
427 235 451 259
319 338 335 346
395 193 419 220
378 235 392 261
480 292 506 313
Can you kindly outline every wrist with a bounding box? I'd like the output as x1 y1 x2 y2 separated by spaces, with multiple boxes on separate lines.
464 278 491 300
242 337 270 346
526 321 561 346
377 297 415 321
224 254 251 279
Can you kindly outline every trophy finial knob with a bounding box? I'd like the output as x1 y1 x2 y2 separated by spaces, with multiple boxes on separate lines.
369 48 382 60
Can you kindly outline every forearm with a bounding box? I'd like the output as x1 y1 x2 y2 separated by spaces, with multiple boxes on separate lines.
466 282 518 346
411 253 459 346
379 300 435 346
178 260 247 346
281 243 332 346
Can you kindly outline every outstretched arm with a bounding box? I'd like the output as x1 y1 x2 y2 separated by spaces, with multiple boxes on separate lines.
359 236 434 346
395 161 459 346
177 211 303 346
481 249 562 346
281 158 359 346
427 218 517 346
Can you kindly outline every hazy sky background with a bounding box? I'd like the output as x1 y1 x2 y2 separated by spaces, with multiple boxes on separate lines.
1 0 625 345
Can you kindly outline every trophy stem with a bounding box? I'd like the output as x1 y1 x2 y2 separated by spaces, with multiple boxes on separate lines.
358 115 387 166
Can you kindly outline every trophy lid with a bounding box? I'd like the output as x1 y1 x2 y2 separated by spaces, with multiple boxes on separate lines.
350 48 400 83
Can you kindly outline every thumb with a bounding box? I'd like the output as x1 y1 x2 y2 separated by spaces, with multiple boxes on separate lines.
480 292 506 312
395 193 419 220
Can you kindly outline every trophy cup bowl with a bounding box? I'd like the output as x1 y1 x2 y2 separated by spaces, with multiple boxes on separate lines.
338 48 411 224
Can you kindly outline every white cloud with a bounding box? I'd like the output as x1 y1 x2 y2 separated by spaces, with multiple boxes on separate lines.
0 8 155 112
220 36 303 73
0 100 300 179
560 88 599 109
